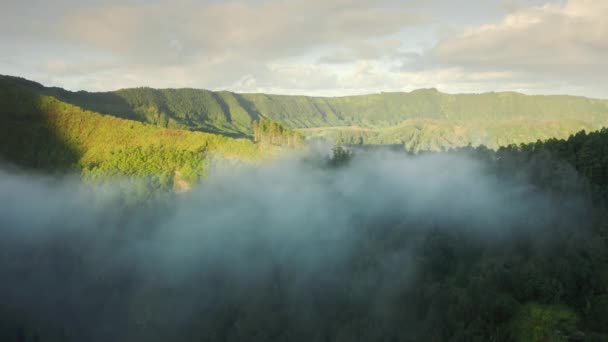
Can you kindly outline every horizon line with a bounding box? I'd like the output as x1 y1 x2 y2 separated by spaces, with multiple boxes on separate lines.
1 73 606 101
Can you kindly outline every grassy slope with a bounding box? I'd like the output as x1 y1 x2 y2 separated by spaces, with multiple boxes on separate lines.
3 75 608 151
0 81 277 190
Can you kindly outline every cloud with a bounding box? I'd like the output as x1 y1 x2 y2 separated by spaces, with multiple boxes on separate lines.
431 0 608 77
0 0 423 91
317 39 404 64
0 0 429 93
1 0 605 97
56 0 423 66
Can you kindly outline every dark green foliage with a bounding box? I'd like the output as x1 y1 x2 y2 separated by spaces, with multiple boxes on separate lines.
0 80 80 170
328 143 353 167
494 128 608 200
509 304 579 341
183 130 608 341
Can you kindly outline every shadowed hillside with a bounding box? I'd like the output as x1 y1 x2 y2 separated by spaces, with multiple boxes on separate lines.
0 82 80 170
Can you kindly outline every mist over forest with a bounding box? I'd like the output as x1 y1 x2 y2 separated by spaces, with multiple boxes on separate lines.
4 0 608 340
2 138 608 341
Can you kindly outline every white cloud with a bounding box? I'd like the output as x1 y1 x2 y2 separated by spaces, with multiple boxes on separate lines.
56 0 423 66
431 0 608 75
0 0 428 94
1 0 606 97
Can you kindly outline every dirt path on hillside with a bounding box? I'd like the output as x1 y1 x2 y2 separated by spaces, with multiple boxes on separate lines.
173 170 192 193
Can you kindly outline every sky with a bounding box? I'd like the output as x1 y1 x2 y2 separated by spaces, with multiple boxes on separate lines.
1 0 607 98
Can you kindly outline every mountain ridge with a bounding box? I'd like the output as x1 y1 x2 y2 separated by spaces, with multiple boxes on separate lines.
3 75 606 100
2 74 608 151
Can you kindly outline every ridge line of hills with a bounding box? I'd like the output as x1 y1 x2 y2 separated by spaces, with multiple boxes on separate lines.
2 73 608 194
2 74 607 151
5 74 607 100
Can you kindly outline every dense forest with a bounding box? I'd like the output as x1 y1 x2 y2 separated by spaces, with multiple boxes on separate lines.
2 75 607 151
0 81 307 197
2 122 608 340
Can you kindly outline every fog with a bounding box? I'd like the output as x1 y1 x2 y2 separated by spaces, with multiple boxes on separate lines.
0 150 586 341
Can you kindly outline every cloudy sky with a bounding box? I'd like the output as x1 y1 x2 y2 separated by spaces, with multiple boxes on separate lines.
2 0 606 97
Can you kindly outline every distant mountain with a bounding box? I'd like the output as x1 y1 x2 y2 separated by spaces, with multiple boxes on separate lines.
2 75 608 150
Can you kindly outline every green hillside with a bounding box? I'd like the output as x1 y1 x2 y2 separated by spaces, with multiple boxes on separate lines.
314 117 597 151
2 75 606 150
0 80 279 194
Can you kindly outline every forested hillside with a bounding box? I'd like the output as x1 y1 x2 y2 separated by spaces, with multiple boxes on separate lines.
3 75 607 150
0 80 280 195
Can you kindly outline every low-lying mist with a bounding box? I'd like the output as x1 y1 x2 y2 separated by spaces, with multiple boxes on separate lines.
0 150 588 341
